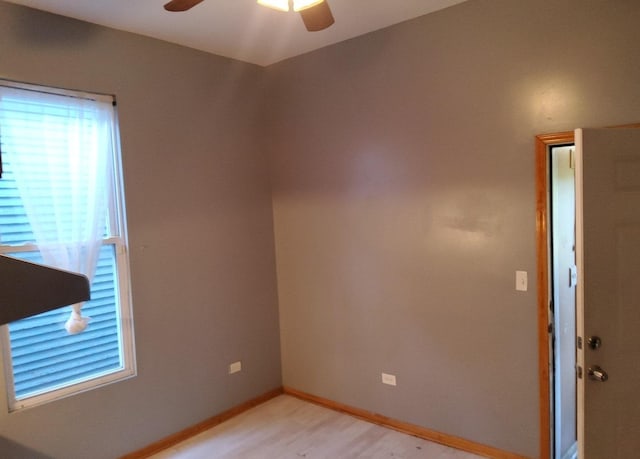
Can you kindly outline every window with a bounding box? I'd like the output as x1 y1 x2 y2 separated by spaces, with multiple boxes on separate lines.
0 80 135 411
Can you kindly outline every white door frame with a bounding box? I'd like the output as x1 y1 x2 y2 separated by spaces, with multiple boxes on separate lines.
573 129 585 459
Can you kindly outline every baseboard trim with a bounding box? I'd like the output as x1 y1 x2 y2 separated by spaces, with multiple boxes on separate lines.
283 386 530 459
120 387 284 459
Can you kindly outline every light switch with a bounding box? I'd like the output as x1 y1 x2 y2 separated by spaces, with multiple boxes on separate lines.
516 271 528 292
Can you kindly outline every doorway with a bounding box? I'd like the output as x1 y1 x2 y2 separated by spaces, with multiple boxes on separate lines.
535 130 575 459
537 126 640 459
549 144 577 459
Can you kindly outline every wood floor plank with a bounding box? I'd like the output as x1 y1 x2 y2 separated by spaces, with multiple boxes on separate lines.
149 395 485 459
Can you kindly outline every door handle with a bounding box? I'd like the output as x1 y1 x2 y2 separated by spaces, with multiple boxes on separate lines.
588 366 608 382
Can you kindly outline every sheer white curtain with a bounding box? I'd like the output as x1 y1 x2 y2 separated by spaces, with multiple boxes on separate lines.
0 86 114 334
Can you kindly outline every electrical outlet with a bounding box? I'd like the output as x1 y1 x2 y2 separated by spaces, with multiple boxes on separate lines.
381 372 397 386
229 361 242 374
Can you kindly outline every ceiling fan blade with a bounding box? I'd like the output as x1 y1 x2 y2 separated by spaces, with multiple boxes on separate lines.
299 1 335 32
164 0 206 12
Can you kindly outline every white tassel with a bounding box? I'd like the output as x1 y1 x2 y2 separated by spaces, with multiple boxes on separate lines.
65 309 90 334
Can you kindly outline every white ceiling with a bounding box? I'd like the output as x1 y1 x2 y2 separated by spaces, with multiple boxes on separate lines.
4 0 468 66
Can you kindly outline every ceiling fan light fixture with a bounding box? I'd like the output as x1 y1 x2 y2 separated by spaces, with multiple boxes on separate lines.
257 0 290 12
257 0 335 32
292 0 325 12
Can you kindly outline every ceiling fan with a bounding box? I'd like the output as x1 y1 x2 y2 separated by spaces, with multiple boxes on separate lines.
163 0 335 32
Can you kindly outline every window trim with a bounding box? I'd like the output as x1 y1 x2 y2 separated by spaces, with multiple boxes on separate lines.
0 78 114 104
0 80 136 412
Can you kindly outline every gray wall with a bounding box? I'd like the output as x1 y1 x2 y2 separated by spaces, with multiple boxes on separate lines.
0 2 281 458
266 1 640 458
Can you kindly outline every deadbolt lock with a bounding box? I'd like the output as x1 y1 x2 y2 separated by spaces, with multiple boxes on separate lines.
587 336 602 350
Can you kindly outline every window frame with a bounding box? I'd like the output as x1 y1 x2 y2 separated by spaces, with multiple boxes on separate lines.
0 79 136 411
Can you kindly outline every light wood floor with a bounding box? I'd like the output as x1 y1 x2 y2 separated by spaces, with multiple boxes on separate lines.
150 395 485 459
